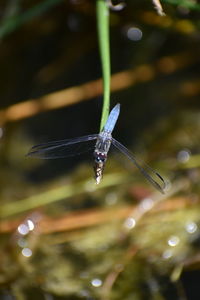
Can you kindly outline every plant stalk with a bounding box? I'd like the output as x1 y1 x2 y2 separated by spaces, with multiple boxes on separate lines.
96 0 111 131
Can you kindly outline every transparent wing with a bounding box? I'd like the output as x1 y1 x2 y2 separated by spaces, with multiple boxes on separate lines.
27 134 98 159
111 138 166 194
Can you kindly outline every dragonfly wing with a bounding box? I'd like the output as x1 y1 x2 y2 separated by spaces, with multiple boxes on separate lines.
111 138 166 193
27 134 98 159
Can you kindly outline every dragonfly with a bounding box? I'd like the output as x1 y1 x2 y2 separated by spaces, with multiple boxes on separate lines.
27 104 166 193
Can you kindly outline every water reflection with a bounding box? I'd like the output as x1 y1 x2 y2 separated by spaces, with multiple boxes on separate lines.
17 224 29 235
17 238 28 248
185 221 197 234
177 149 191 163
27 219 35 231
127 27 143 41
139 198 154 211
14 215 39 259
91 278 102 287
17 219 35 235
167 236 180 247
124 217 136 229
21 247 32 257
162 249 173 260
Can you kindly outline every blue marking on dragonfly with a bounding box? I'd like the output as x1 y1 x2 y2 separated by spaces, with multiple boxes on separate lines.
27 104 166 193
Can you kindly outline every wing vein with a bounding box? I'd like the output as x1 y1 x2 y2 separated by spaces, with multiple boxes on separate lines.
27 134 98 159
111 138 166 193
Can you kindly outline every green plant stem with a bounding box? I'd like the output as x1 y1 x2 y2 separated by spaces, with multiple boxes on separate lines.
96 0 111 131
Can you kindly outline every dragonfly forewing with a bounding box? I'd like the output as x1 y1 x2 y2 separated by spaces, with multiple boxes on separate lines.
27 134 98 159
111 138 166 193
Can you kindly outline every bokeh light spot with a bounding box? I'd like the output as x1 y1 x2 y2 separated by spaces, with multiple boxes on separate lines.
18 224 29 235
127 27 143 41
91 278 102 287
177 149 190 163
185 221 197 234
22 248 32 257
168 236 180 247
124 217 136 229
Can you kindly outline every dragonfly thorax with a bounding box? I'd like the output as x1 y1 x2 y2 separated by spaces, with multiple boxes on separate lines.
95 132 112 153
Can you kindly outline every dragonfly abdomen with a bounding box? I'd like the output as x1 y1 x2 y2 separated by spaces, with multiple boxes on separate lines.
93 151 107 184
93 135 112 184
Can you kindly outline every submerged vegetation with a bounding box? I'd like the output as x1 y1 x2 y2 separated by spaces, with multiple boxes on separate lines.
1 0 200 299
